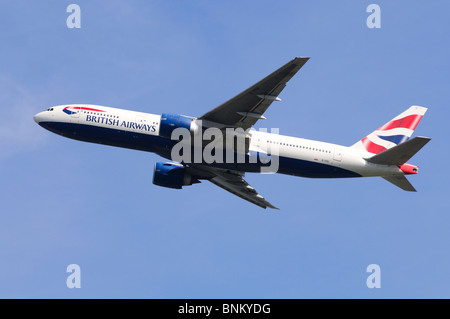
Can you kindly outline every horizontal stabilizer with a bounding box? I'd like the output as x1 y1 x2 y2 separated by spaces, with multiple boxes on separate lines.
367 136 431 165
382 175 416 192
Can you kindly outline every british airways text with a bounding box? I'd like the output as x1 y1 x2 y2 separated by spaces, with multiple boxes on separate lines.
86 115 157 132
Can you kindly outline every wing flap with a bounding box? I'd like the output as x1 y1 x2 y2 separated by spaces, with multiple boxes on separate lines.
187 165 278 209
209 175 278 210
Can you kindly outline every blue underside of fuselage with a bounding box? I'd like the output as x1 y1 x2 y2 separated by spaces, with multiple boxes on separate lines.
39 122 361 178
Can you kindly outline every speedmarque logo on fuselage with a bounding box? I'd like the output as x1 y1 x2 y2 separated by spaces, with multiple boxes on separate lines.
63 106 106 115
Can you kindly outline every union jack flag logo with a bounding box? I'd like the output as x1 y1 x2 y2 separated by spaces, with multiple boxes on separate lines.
353 106 427 154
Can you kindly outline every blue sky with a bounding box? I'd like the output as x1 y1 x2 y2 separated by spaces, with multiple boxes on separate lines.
0 1 449 298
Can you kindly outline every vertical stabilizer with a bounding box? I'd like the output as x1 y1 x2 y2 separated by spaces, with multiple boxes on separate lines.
351 106 427 155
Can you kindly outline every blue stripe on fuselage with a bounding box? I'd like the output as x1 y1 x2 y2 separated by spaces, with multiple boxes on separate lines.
277 156 360 178
39 121 361 179
39 121 168 154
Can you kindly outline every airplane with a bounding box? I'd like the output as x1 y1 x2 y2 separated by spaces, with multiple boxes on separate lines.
33 57 430 209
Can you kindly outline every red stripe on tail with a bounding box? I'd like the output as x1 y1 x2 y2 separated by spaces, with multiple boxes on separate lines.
378 114 423 131
361 137 387 154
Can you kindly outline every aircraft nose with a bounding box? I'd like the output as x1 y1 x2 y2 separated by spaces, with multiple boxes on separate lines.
33 111 45 124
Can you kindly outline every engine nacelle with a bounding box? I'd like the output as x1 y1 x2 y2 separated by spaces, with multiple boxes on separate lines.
152 162 199 189
159 113 199 139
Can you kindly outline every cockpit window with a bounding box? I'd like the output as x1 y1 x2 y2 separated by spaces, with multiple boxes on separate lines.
46 108 54 111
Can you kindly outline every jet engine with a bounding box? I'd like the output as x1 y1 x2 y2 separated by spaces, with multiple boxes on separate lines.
152 162 200 189
159 113 199 139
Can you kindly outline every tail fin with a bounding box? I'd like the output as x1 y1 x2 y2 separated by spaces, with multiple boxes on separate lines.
351 106 427 155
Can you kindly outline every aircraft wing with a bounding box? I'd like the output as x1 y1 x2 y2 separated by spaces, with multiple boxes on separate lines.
198 57 309 130
187 165 278 209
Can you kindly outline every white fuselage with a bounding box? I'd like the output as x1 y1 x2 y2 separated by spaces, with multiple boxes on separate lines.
34 104 404 179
